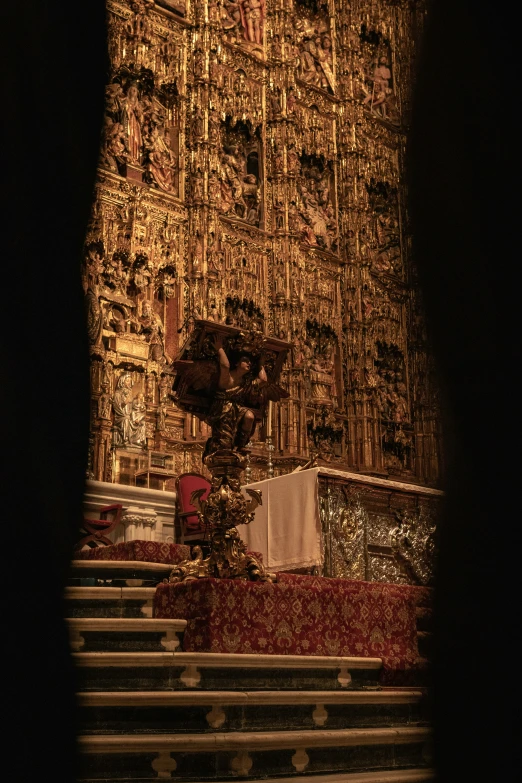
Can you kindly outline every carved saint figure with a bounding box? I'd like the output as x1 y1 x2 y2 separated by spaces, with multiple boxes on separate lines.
98 382 112 420
140 301 165 361
101 119 128 172
363 56 396 120
113 373 135 446
220 0 242 33
131 393 147 446
218 143 258 220
299 34 335 93
145 126 176 192
240 0 264 46
119 82 143 163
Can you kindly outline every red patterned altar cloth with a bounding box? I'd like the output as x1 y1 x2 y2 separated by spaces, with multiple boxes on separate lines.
154 573 431 676
75 540 190 565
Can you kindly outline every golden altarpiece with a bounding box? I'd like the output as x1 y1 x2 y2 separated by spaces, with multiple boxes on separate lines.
83 0 440 584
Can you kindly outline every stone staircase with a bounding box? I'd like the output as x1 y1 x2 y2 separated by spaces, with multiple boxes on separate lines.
65 573 434 782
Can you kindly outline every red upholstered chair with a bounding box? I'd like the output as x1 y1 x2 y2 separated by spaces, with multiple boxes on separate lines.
76 504 123 550
176 473 211 546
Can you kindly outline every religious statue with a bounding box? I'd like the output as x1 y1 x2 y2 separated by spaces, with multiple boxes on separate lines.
112 373 135 446
144 126 176 192
118 82 144 164
219 0 241 36
239 0 264 47
101 118 128 172
363 56 398 122
131 393 147 445
139 301 165 361
113 374 149 448
310 355 335 403
156 400 167 432
296 159 337 251
98 382 112 420
298 34 334 93
218 142 259 221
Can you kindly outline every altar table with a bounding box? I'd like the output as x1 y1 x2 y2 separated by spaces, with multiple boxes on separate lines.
241 467 443 581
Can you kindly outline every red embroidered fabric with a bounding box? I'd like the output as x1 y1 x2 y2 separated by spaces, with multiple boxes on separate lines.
74 540 190 564
154 573 431 676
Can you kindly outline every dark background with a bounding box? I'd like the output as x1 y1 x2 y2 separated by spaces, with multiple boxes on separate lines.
1 0 517 778
409 0 518 778
2 1 107 778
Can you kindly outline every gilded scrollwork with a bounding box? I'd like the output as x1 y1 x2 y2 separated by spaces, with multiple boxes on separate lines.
391 507 437 586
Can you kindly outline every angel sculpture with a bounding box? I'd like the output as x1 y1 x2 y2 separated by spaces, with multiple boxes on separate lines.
174 331 289 462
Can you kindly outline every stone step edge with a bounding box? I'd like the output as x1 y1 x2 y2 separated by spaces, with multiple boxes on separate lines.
65 586 156 600
79 726 430 753
75 651 381 687
78 689 423 707
69 620 186 653
73 651 382 671
67 618 187 631
243 770 436 783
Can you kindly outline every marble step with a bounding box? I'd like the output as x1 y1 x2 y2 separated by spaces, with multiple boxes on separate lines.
78 689 425 734
65 587 156 618
239 771 436 783
78 726 431 781
75 651 383 692
70 559 171 586
68 618 187 653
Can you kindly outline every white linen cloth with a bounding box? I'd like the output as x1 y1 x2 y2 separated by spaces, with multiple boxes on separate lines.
241 468 323 570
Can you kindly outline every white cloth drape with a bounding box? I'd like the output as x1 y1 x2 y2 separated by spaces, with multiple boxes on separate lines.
241 468 323 570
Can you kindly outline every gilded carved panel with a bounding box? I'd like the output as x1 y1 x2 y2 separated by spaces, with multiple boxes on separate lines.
84 0 441 527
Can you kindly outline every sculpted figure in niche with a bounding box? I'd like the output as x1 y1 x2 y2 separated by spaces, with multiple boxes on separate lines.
131 393 147 446
133 260 152 293
363 55 398 123
315 34 334 90
300 41 320 85
286 87 296 113
192 168 204 201
140 301 165 362
113 373 135 446
98 382 112 420
220 0 242 35
310 344 337 404
240 0 264 47
127 1 152 44
297 159 337 251
119 82 143 164
298 35 334 93
191 107 204 139
105 82 124 117
101 118 128 172
145 126 176 193
157 400 167 432
208 108 221 143
219 141 259 223
272 34 282 60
